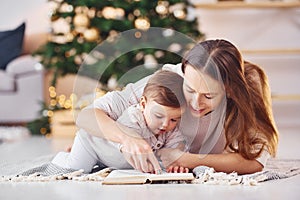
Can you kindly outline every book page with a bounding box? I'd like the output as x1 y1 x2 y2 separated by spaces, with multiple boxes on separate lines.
102 170 194 185
148 171 194 181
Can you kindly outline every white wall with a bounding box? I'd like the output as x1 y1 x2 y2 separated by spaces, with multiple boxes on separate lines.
195 6 300 96
0 0 50 34
195 8 300 50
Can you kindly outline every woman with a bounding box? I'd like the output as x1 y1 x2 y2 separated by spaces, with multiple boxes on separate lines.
76 39 278 174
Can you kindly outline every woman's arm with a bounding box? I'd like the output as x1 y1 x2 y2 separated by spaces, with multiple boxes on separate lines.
158 149 263 174
180 152 263 174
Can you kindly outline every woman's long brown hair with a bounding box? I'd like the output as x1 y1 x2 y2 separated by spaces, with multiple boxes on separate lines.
182 39 278 159
243 61 278 157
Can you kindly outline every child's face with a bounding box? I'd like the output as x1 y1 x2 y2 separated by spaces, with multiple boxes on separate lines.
140 97 183 136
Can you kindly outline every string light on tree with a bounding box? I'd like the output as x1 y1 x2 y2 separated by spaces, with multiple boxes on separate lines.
87 8 96 18
65 48 77 58
134 31 142 38
74 55 83 65
135 51 144 61
49 86 57 99
84 51 103 65
40 127 47 135
133 9 141 17
154 50 164 59
128 13 135 21
107 74 118 90
107 30 119 42
162 28 175 37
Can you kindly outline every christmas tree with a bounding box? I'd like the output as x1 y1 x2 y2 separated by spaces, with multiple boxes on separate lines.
29 0 204 135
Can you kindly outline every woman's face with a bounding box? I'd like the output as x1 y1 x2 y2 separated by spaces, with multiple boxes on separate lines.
183 64 225 118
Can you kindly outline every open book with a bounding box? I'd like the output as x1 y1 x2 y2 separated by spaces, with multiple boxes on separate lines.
102 169 195 185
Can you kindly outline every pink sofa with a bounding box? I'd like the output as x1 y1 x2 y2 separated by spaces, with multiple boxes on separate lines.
0 55 44 123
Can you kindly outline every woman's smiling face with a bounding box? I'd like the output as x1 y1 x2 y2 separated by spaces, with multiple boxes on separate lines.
183 64 225 118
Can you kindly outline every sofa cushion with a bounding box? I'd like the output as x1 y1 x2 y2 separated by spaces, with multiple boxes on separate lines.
0 70 14 91
6 55 43 76
0 22 26 70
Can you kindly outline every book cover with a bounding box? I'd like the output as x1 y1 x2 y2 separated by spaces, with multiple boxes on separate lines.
102 169 195 185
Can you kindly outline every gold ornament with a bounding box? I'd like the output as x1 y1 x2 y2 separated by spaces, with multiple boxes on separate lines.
169 3 186 19
75 6 89 14
102 7 125 19
115 8 125 19
52 18 70 34
59 3 73 13
107 30 119 42
74 55 82 65
134 17 150 30
168 43 182 53
65 33 74 42
173 9 186 19
73 13 90 27
155 1 169 15
83 27 100 42
102 7 116 19
50 35 68 44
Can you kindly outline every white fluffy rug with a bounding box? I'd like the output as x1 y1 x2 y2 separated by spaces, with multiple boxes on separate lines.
0 127 299 185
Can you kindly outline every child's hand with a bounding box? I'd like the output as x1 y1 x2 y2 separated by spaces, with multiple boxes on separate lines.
166 166 189 173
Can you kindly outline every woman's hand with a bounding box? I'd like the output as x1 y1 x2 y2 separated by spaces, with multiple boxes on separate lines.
121 135 162 174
